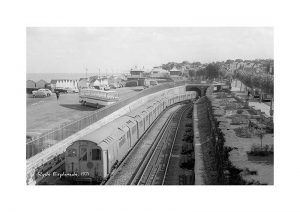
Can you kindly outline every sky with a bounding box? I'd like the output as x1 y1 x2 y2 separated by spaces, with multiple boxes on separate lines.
27 27 273 74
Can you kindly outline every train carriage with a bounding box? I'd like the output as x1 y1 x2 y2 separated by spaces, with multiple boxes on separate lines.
157 99 163 114
65 116 137 182
161 96 168 109
168 96 174 105
146 105 155 124
153 101 159 119
121 118 139 147
64 90 197 183
127 107 147 139
143 110 150 130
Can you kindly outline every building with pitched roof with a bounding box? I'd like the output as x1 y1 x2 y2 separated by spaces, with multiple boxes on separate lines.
50 79 79 90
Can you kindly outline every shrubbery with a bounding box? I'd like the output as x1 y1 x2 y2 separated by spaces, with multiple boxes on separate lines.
247 144 273 156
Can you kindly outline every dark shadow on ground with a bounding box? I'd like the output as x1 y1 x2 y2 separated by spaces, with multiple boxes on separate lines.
131 88 144 92
247 154 274 165
59 104 98 111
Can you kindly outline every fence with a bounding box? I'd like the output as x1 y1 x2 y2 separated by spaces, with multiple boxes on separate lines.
26 82 185 159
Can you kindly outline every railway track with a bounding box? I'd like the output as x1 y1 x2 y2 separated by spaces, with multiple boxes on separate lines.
37 102 192 185
104 103 184 185
127 103 192 185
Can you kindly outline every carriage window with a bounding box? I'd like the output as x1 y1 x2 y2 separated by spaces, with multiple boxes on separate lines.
132 125 137 135
67 148 77 157
119 135 126 147
127 131 130 139
92 149 101 160
80 147 87 161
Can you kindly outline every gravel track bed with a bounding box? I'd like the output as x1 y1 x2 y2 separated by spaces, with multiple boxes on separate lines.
106 105 182 185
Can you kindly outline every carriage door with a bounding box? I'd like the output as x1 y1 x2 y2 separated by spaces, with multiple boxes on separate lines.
79 145 89 175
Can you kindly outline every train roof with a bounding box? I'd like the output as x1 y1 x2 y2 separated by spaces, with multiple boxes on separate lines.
80 88 117 93
127 97 163 117
127 103 149 117
79 116 136 145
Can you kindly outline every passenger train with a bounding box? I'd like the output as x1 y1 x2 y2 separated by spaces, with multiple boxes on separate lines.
65 91 196 183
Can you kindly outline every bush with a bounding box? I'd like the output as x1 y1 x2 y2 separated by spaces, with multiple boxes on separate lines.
182 130 193 142
236 109 244 114
180 155 194 170
185 123 193 128
247 144 273 156
234 127 254 138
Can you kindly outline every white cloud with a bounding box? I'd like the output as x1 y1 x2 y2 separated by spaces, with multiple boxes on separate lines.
27 27 273 73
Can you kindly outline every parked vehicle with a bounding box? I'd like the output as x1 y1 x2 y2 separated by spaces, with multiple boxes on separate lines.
66 87 79 93
250 88 261 98
119 81 126 87
109 84 117 89
104 85 110 91
79 88 119 108
261 93 272 101
54 88 68 94
125 81 138 87
149 80 158 86
32 89 52 98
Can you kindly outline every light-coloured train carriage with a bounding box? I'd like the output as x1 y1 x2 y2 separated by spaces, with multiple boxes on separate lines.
143 109 150 130
183 94 187 101
64 91 197 183
160 96 168 110
175 95 179 103
65 116 137 181
152 101 159 119
121 117 139 147
127 107 146 139
187 92 191 99
65 140 102 179
157 99 163 114
168 96 173 105
179 94 182 102
146 105 155 124
159 96 168 111
154 100 161 118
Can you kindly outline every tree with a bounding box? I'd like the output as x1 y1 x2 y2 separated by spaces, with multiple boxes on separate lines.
257 129 265 150
188 69 196 80
235 59 243 63
205 63 220 80
226 59 234 64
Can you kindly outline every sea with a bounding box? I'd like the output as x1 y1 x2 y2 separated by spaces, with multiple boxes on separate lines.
26 73 119 83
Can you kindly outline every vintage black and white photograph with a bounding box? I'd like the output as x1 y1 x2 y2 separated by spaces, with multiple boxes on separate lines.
3 0 300 212
26 27 274 185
